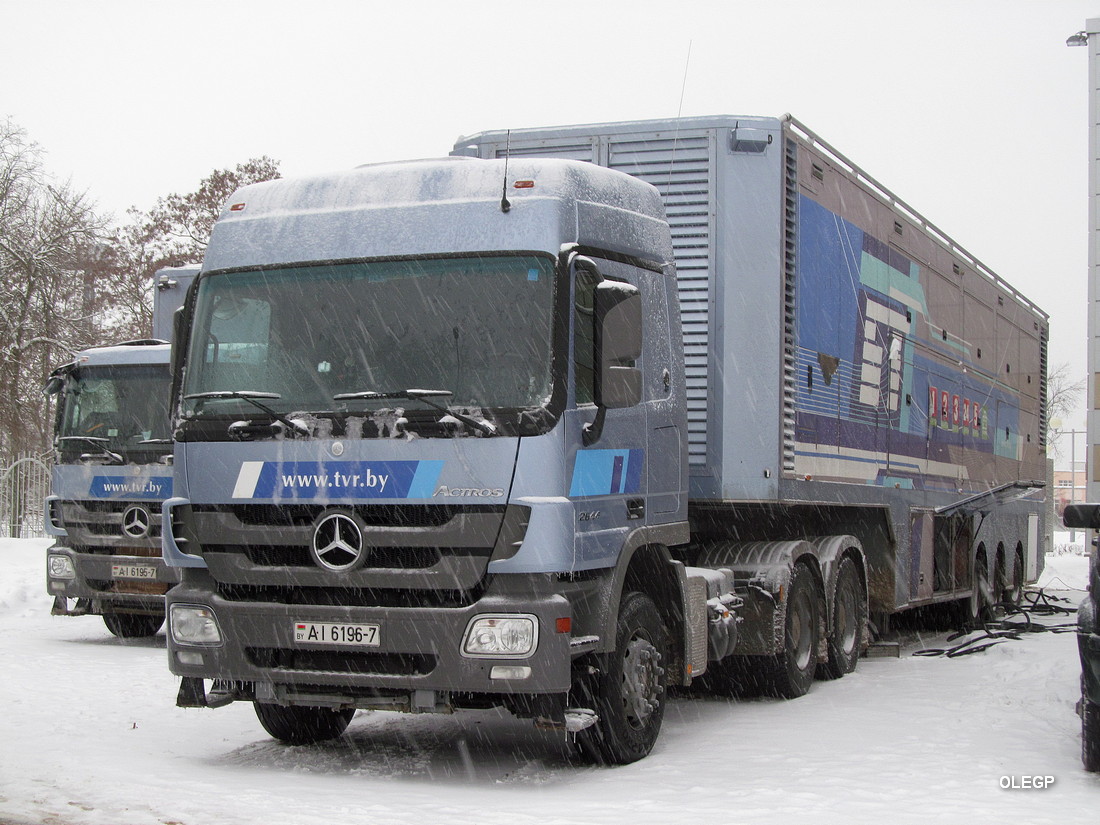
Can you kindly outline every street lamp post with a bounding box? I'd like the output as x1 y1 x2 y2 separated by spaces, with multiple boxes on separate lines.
1068 22 1100 520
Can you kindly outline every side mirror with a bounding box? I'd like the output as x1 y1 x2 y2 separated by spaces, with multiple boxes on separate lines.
170 306 186 377
593 280 642 409
1064 503 1100 529
43 375 64 396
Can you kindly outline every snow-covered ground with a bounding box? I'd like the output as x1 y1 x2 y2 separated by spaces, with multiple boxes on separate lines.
1 538 1096 825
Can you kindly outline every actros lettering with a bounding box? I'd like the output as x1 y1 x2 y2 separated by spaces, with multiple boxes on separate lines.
434 485 504 498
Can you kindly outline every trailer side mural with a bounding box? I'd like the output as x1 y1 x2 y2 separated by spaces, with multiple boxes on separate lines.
795 193 1031 486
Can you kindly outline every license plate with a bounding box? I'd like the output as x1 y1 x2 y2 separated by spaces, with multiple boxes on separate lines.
111 563 158 580
293 621 380 647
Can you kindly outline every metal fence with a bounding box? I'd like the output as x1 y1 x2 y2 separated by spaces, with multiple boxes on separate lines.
0 453 51 539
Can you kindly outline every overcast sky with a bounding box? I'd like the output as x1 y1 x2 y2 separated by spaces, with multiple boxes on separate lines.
4 0 1097 436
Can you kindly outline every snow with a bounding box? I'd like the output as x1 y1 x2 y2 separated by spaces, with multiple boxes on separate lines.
2 538 1097 825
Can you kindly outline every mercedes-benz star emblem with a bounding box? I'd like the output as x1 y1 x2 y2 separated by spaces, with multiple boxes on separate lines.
121 505 152 539
310 511 366 572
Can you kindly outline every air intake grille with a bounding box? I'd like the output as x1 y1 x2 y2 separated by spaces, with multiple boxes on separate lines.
609 134 713 466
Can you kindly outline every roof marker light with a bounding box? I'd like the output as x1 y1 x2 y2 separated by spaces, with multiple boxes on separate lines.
513 180 535 189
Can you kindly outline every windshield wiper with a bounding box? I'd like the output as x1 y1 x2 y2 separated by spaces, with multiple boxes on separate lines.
185 390 311 437
333 389 497 436
57 436 124 465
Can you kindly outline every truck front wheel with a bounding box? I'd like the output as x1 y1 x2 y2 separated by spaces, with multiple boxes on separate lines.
254 702 356 744
575 591 669 765
102 612 164 638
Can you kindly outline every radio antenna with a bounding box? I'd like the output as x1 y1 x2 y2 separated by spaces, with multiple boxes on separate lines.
500 129 512 213
677 40 692 118
667 40 693 197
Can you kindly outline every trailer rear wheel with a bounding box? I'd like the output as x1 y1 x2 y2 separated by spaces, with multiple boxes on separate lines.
968 553 995 626
993 554 1006 607
575 591 669 764
819 556 866 680
1003 549 1024 607
102 612 164 638
254 703 355 744
764 563 820 698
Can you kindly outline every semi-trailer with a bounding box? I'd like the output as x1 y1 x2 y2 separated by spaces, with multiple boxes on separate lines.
162 116 1045 762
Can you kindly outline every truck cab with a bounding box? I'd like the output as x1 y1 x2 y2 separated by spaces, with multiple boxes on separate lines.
44 266 196 637
163 157 698 761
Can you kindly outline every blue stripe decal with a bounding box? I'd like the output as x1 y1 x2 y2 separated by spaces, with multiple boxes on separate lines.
89 476 172 499
408 460 445 498
610 455 624 494
793 449 921 470
569 449 644 497
238 460 443 500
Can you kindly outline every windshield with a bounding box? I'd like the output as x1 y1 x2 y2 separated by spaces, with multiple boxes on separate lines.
58 364 172 452
180 255 558 425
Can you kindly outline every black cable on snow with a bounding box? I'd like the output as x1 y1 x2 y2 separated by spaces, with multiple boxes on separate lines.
912 589 1079 658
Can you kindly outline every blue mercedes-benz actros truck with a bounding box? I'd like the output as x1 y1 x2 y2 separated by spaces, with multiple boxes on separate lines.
45 266 196 637
163 116 1047 763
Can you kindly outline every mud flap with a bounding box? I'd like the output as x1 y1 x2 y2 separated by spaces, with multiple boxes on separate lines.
176 677 208 708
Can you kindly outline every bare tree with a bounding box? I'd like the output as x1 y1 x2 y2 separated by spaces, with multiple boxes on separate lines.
0 118 280 490
0 119 106 461
1046 361 1086 458
101 157 281 342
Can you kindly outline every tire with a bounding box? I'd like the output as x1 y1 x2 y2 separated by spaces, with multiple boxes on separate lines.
819 556 866 680
575 591 669 765
102 612 164 638
254 702 355 744
764 563 821 698
1003 550 1024 607
968 554 995 627
1083 698 1100 772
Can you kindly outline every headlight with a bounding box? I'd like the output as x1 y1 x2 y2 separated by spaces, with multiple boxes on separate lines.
47 554 76 579
170 604 223 646
462 614 538 658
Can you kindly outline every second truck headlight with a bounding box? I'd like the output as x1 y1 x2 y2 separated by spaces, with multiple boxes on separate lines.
462 614 539 658
47 554 76 579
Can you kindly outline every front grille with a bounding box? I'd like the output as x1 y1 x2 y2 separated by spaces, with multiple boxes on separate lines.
71 544 162 557
88 579 169 595
109 580 169 595
203 503 502 528
60 500 163 540
217 583 483 609
246 647 436 676
79 500 163 514
207 544 443 569
81 522 164 538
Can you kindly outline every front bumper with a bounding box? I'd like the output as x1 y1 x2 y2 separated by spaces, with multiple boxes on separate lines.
166 572 579 709
47 544 176 615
